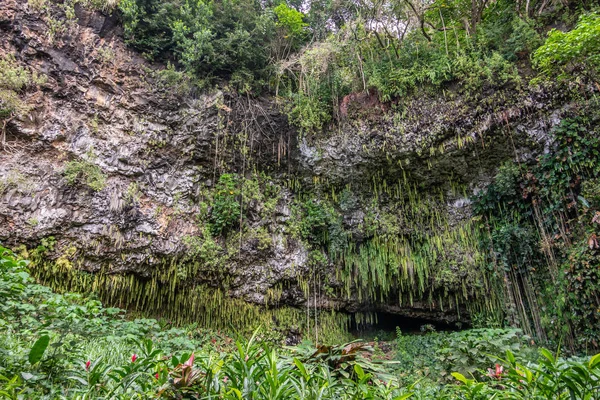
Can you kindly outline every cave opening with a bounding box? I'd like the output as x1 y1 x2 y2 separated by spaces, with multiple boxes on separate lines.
349 312 465 340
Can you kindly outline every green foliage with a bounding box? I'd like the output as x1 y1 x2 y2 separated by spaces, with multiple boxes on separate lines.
154 62 194 96
182 226 226 276
284 90 333 134
364 43 520 102
0 246 414 398
276 0 537 135
438 328 533 379
474 4 542 62
0 55 44 92
118 0 176 60
274 3 308 42
123 182 140 206
393 328 534 384
394 328 444 383
63 153 107 192
0 54 45 120
28 336 50 365
289 339 397 381
534 12 600 79
451 348 600 399
4 245 600 398
473 114 600 349
112 0 596 137
119 0 284 91
298 198 335 245
503 17 542 59
286 177 499 320
209 173 241 236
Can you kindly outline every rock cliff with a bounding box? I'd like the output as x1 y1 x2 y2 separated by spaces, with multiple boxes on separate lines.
0 0 576 336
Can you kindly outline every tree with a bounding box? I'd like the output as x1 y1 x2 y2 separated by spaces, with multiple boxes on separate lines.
533 12 600 80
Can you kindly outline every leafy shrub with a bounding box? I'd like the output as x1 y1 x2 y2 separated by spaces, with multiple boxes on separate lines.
279 17 522 134
182 227 225 274
503 17 542 59
63 155 107 192
394 328 444 382
438 328 534 380
274 3 308 45
0 54 45 121
153 62 194 96
284 91 332 135
0 55 43 92
209 174 241 236
298 198 335 245
533 12 600 79
452 348 600 400
119 0 290 90
476 9 542 62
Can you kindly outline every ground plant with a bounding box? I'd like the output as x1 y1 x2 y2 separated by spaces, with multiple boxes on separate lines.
2 247 599 398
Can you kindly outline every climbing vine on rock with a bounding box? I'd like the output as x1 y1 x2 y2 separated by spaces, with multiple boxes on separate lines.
473 113 600 351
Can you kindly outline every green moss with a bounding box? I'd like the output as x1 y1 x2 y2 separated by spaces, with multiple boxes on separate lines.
0 54 45 121
0 54 45 91
123 182 141 205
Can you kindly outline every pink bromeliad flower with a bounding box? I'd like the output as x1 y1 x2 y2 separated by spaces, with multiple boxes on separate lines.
85 360 91 371
131 354 138 363
487 364 504 380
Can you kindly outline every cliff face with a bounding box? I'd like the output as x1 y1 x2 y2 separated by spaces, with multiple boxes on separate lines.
0 1 575 334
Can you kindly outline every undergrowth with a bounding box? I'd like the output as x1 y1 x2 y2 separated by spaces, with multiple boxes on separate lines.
2 245 599 399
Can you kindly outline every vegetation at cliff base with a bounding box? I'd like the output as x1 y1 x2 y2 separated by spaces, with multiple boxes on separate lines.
2 246 600 399
0 246 410 399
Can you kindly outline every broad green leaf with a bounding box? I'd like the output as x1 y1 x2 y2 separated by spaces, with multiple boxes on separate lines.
540 348 555 364
451 372 468 384
28 335 50 365
588 353 600 369
293 358 309 380
227 388 243 399
506 350 516 364
354 363 365 379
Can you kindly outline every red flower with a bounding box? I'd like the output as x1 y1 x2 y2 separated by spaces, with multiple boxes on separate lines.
85 360 91 371
155 373 159 379
131 354 138 363
487 364 504 380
